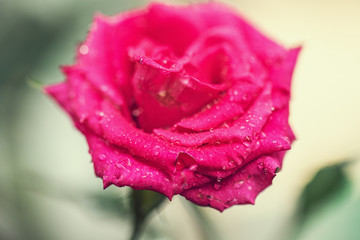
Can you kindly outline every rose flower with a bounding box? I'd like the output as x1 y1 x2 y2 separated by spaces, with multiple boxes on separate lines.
45 2 300 211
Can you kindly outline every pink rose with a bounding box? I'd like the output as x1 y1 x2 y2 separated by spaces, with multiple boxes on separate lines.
45 2 300 211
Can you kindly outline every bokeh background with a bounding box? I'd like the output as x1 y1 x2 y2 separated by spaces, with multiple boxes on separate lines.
1 0 360 239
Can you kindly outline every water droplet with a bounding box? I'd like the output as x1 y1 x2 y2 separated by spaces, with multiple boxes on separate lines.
79 114 87 123
163 59 168 64
234 180 244 188
116 162 125 169
243 135 252 147
79 44 89 55
139 58 144 64
158 90 166 97
206 195 214 201
257 162 264 170
132 108 143 117
281 136 290 143
98 112 104 117
181 78 189 85
228 161 235 167
273 140 278 144
213 183 221 190
99 154 107 160
270 107 275 111
222 122 229 128
175 159 185 171
189 165 197 171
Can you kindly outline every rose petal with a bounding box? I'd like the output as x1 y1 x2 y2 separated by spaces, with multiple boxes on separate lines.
270 47 302 92
181 154 283 212
145 3 205 56
86 132 176 198
76 14 139 108
154 83 273 146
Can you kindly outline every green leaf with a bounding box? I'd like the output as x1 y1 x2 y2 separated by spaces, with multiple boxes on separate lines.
296 161 351 224
288 160 353 240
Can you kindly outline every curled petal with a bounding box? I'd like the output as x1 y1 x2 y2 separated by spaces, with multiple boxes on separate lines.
181 154 283 212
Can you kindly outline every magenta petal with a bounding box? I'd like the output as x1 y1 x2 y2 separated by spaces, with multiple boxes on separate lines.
154 83 273 146
270 47 302 92
44 82 70 111
174 99 245 132
98 100 180 174
145 3 204 56
86 133 175 198
181 154 282 212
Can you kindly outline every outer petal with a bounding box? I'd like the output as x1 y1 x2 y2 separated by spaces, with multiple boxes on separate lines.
86 133 176 198
181 153 283 212
269 47 302 92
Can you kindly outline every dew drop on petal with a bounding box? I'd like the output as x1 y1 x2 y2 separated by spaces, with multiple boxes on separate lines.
158 90 167 98
132 108 143 117
213 183 221 190
115 162 123 168
234 180 244 188
180 78 189 86
98 154 107 161
206 195 214 201
243 136 252 147
257 162 264 170
79 114 87 123
79 44 89 55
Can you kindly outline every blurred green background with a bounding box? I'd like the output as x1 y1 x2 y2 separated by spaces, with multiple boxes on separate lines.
1 0 360 239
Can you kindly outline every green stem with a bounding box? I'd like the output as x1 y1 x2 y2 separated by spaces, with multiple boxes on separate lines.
129 190 166 240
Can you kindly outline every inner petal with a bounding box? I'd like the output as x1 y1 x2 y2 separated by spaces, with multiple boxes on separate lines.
128 42 231 132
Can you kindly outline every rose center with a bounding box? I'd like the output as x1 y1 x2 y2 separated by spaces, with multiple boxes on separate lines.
128 41 233 132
